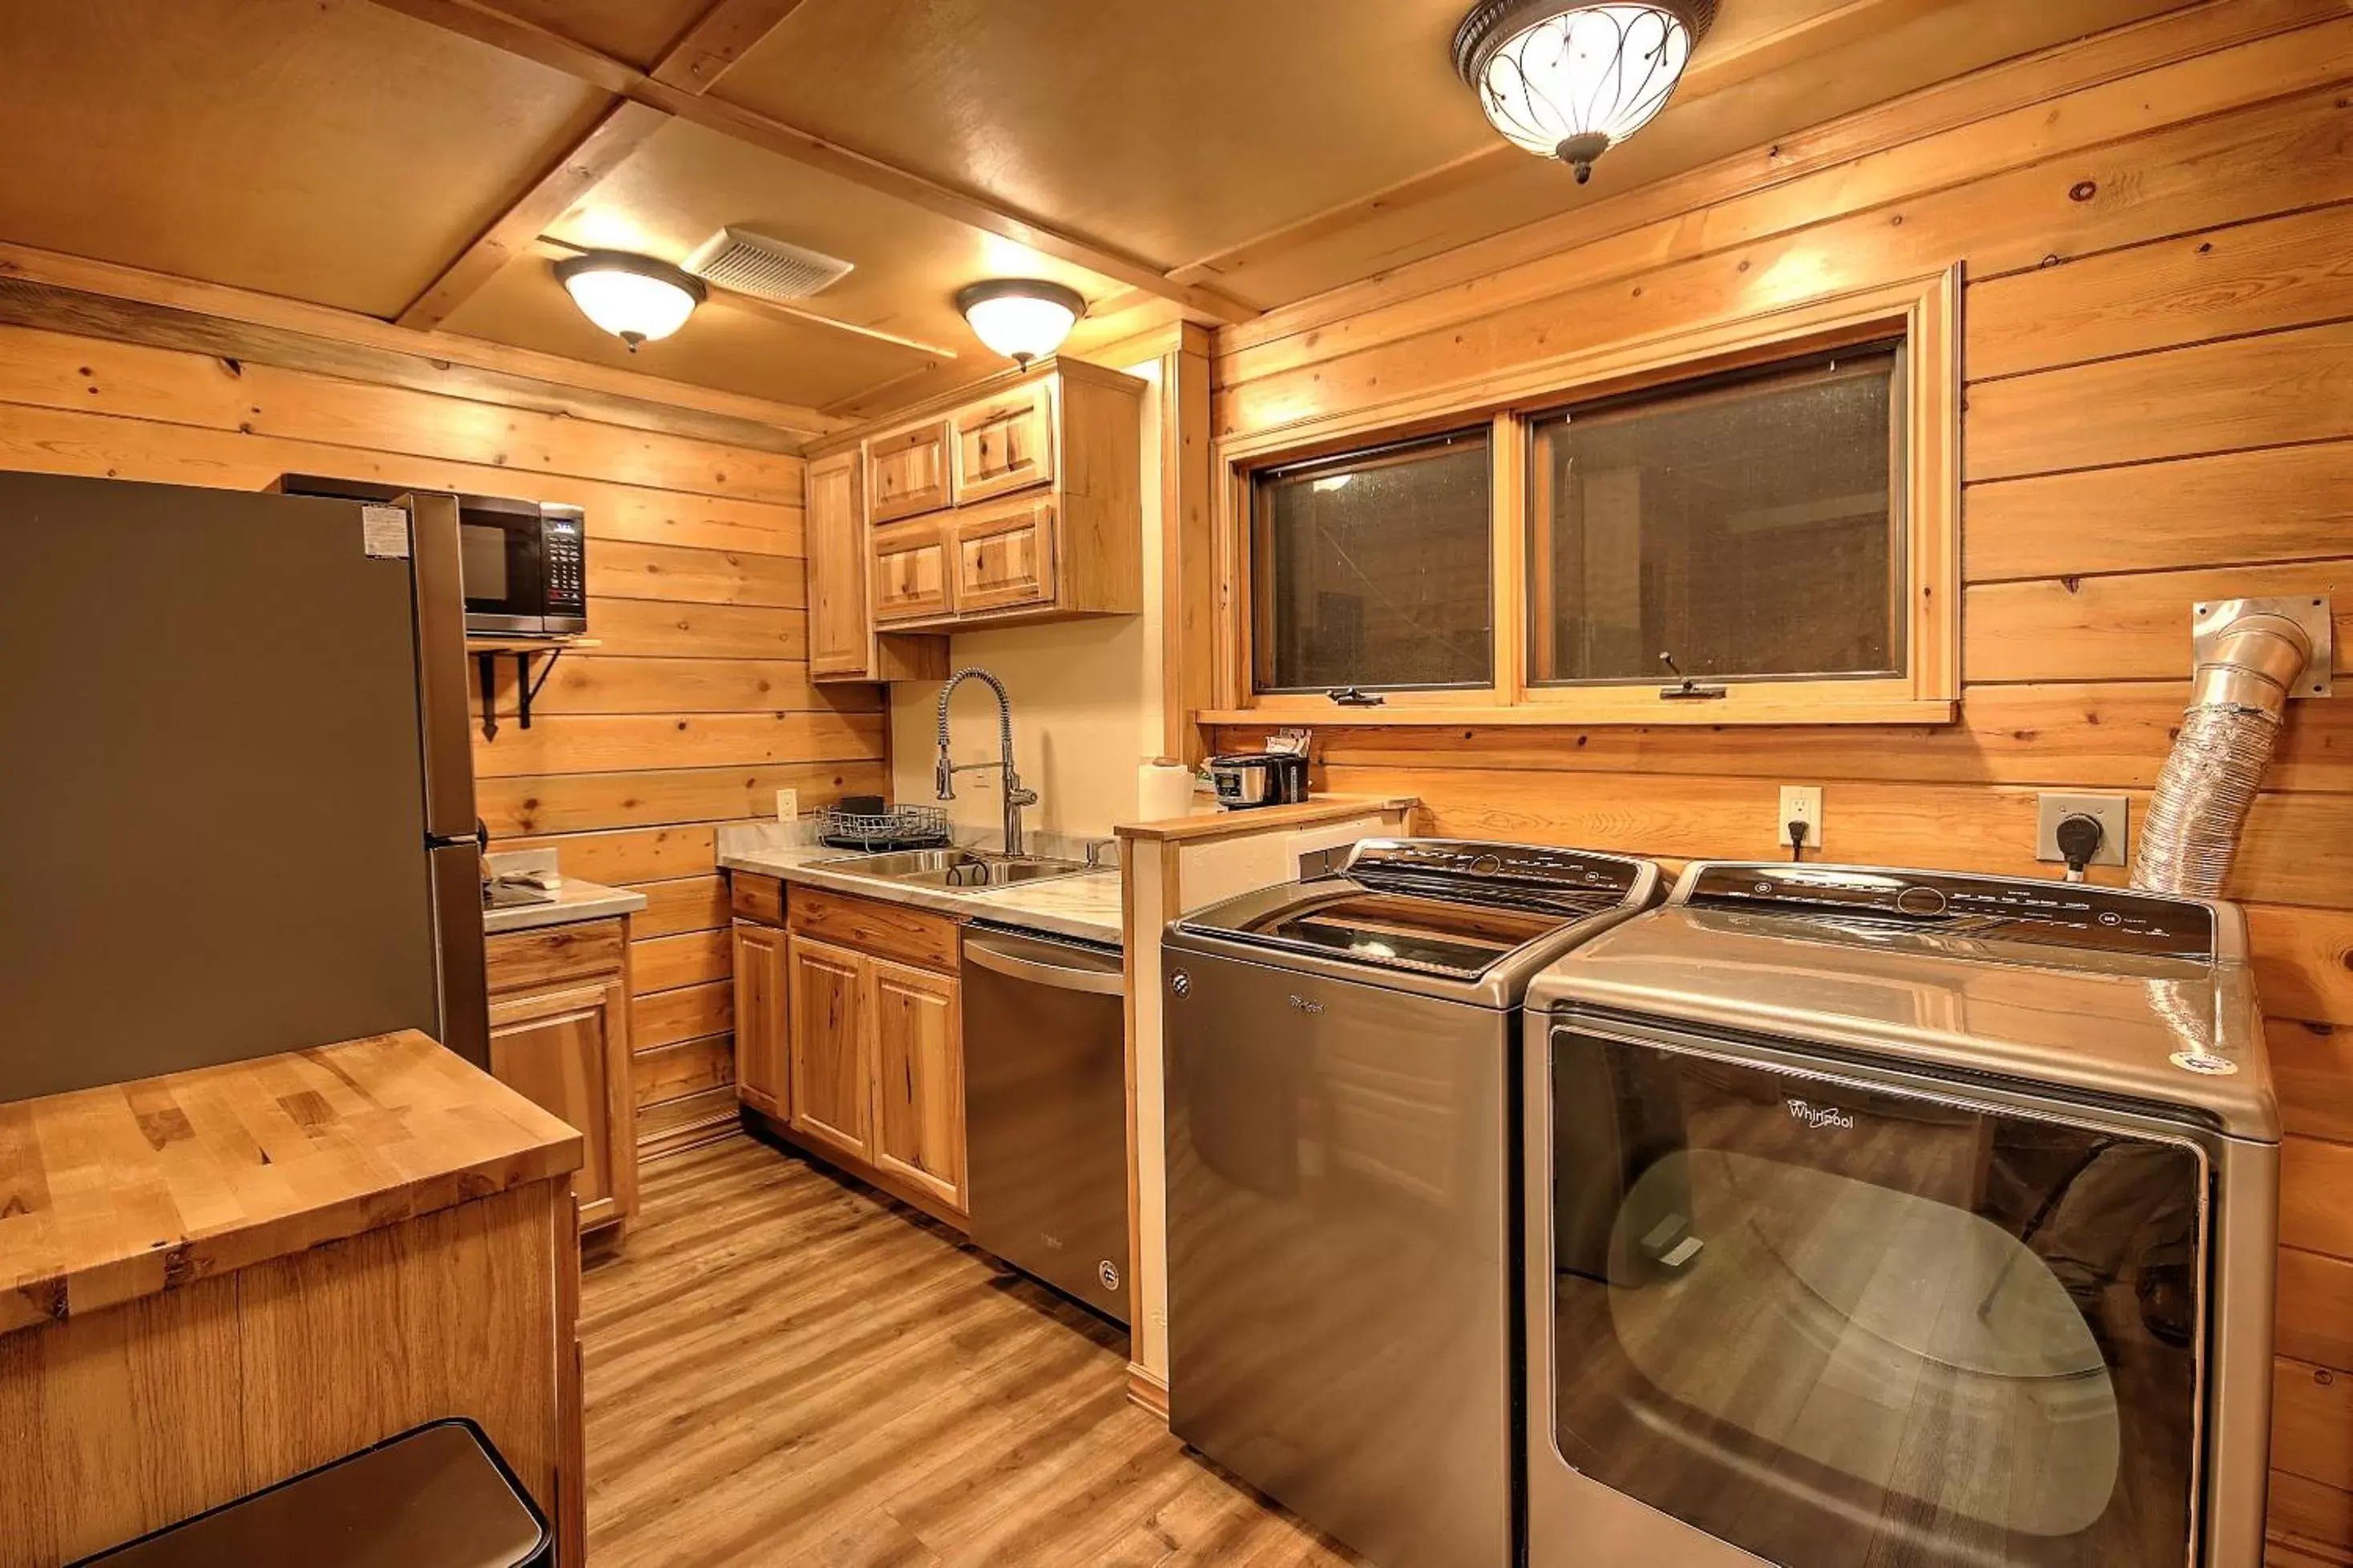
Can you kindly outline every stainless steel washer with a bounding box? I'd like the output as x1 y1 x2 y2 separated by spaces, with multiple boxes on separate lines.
1524 861 2279 1568
1163 838 1664 1568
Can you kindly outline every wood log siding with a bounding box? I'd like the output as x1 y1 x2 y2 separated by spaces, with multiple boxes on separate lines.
0 325 885 1159
1206 7 2353 1559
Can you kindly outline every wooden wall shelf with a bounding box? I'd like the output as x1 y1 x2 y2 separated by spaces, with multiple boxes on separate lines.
467 638 601 740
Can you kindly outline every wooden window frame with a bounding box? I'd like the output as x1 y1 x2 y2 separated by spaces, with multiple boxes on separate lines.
1205 267 1961 728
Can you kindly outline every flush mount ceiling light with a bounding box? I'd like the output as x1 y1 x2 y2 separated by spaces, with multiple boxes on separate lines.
554 251 707 350
955 279 1086 365
1453 1 1717 183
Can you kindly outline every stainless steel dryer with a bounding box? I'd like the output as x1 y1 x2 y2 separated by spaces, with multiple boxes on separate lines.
1164 838 1664 1568
1524 861 2279 1568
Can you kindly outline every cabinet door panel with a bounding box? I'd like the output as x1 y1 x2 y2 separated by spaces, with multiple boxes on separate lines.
788 934 870 1160
871 518 952 623
869 959 966 1213
951 498 1056 615
951 383 1055 505
805 451 871 679
868 420 951 522
489 978 631 1231
732 921 790 1120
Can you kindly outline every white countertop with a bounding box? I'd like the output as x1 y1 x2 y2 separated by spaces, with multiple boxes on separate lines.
482 877 649 935
716 827 1123 947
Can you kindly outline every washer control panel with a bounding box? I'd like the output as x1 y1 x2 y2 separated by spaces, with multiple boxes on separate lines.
1685 863 2214 960
1346 838 1645 910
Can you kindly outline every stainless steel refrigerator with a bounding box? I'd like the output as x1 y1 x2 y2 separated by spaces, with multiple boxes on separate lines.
0 470 488 1101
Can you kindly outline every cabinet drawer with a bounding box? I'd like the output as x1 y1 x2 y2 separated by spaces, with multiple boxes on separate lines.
486 918 626 994
951 497 1056 615
951 383 1054 505
787 886 960 973
872 518 953 623
867 420 952 522
730 872 785 925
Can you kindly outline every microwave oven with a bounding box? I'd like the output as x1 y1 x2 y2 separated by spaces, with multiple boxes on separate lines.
269 474 587 636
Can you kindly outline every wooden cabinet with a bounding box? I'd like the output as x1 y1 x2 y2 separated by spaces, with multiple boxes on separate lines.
870 958 967 1210
805 449 947 684
804 360 1143 647
867 417 952 522
732 920 790 1120
485 917 640 1240
951 380 1055 504
871 517 954 623
952 495 1056 614
732 880 970 1221
787 933 872 1162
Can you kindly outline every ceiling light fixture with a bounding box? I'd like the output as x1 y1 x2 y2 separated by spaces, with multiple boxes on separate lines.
1452 1 1717 183
555 251 707 350
955 279 1086 365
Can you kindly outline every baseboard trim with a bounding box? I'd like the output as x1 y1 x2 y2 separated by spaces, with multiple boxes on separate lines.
1127 1361 1170 1422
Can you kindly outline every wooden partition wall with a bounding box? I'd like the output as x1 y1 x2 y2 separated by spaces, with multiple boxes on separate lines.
1207 2 2353 1558
0 310 883 1157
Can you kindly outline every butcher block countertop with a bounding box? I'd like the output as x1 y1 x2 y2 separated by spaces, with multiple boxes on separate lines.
0 1030 581 1336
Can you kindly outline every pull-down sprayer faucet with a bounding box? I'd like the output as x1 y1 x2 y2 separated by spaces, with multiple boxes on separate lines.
934 667 1037 857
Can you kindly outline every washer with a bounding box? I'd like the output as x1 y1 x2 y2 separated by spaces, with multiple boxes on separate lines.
1163 838 1664 1568
1524 861 2278 1568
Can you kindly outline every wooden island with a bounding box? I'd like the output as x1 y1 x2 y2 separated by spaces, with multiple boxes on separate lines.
0 1030 586 1567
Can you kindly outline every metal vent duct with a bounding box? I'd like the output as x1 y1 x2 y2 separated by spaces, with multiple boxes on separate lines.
2131 596 2331 899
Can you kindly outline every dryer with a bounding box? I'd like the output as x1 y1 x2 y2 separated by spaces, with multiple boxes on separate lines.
1524 861 2278 1568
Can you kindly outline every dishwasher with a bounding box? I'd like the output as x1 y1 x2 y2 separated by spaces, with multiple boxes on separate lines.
963 921 1132 1325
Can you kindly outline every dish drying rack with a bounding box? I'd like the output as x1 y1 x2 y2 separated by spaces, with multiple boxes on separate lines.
813 802 951 852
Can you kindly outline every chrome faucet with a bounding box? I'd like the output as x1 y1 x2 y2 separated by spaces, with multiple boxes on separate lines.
934 667 1037 857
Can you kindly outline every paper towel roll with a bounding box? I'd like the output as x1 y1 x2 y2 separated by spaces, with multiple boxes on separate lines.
1138 759 1197 822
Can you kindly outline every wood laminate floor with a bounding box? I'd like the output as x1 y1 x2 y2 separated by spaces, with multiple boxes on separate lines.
580 1134 1366 1567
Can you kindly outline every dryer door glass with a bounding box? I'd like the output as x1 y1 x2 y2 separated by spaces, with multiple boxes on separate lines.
1544 1026 2205 1567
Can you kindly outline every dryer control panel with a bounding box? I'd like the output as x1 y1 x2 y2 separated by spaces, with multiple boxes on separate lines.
1684 863 2215 961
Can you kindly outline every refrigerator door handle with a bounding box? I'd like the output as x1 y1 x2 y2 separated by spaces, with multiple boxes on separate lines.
402 491 481 843
429 839 490 1067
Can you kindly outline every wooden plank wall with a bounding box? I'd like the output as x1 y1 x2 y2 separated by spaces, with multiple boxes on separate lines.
0 324 886 1155
1206 3 2353 1558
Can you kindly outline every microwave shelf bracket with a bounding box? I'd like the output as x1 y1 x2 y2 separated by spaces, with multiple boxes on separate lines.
466 636 599 741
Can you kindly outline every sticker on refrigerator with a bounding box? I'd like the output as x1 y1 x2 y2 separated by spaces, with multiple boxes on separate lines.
361 504 411 560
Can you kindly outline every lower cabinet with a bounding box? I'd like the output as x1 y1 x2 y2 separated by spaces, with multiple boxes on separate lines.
731 920 790 1120
485 917 640 1239
728 876 969 1219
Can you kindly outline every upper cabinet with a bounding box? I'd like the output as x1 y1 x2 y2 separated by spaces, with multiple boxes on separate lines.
802 359 1146 680
805 449 948 684
867 418 954 522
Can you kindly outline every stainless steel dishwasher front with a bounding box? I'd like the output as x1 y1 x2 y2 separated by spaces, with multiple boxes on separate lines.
963 922 1132 1325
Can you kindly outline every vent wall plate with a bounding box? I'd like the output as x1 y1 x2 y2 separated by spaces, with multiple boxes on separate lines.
2192 596 2333 699
684 228 854 301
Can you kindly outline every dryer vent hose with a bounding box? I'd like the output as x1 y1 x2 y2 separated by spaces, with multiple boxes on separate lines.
2131 612 2313 899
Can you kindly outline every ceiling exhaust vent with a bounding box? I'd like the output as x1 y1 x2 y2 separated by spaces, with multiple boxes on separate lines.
683 228 853 302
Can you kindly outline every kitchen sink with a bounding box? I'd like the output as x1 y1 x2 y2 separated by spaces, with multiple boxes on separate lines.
814 847 1091 892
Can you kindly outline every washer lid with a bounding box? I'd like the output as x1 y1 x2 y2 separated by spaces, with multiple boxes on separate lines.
1532 902 2278 1141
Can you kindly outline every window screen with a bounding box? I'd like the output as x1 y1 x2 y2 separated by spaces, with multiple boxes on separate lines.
1529 345 1903 686
1251 429 1492 694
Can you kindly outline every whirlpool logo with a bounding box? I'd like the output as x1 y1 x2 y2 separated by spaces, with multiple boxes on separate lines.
1786 1098 1857 1131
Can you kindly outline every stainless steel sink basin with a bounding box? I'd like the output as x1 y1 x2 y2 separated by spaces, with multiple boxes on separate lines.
815 847 1089 893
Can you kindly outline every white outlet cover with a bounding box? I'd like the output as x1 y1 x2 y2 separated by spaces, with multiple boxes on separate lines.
1778 784 1824 850
2036 792 2128 867
775 788 799 823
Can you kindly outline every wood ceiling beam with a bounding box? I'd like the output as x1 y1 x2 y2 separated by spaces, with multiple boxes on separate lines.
649 0 814 94
398 99 672 331
361 0 1261 326
0 240 844 445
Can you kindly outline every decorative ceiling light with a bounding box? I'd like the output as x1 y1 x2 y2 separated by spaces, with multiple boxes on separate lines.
955 279 1086 365
554 251 706 350
1453 2 1717 183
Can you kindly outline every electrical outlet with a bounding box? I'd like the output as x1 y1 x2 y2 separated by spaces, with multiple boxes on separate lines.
775 788 799 823
2036 792 2128 867
1778 785 1823 852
